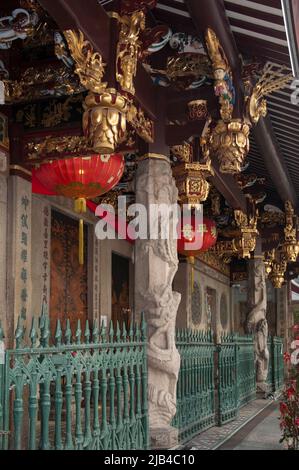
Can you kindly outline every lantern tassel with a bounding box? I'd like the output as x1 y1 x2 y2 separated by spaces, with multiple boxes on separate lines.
79 218 84 265
189 256 195 294
74 198 87 266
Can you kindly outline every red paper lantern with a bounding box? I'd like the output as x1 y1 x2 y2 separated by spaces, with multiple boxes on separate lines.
33 154 125 263
33 154 124 200
177 215 217 257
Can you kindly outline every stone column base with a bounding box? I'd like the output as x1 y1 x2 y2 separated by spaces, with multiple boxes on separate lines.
256 381 271 398
150 426 179 450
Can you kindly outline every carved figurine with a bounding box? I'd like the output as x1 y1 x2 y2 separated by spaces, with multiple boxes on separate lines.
115 10 146 95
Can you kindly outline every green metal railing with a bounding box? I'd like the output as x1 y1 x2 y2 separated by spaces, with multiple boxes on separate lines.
217 333 256 425
267 336 284 393
237 335 256 406
173 329 215 443
0 313 148 451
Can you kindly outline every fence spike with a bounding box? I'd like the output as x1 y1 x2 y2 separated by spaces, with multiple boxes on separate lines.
40 313 50 348
29 317 38 348
15 316 25 349
75 319 82 345
92 319 99 343
55 319 62 347
135 320 141 342
115 321 121 342
84 320 91 344
129 317 134 341
65 319 72 345
100 320 107 343
109 320 114 342
122 321 128 341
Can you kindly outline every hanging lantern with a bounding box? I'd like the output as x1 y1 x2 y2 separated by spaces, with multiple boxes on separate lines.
178 215 217 292
33 154 125 264
178 215 217 257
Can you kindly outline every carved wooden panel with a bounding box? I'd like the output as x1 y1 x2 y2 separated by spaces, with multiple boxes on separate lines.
50 209 88 337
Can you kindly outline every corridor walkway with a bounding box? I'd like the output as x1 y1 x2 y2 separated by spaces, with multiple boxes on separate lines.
219 402 283 450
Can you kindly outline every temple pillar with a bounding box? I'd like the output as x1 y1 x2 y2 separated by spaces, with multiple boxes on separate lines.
0 174 7 336
134 154 181 449
247 256 269 393
6 175 32 346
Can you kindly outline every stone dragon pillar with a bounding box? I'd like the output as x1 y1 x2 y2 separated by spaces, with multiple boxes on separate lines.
247 258 270 393
134 154 181 449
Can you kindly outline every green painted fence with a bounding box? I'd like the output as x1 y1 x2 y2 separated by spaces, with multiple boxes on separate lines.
267 336 284 394
0 312 148 451
217 333 256 425
173 329 215 443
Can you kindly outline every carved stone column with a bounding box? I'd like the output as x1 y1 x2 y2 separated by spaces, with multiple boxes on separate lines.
247 257 269 393
134 155 181 449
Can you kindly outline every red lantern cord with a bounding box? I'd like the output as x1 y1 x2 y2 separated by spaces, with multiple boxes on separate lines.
177 215 217 292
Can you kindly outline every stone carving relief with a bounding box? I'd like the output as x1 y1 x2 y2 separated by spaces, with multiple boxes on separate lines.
135 158 181 447
246 260 269 385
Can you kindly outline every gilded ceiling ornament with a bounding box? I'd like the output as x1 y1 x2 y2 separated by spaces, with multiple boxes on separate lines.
263 249 275 278
268 257 287 289
4 65 83 103
173 159 214 208
144 53 211 90
188 100 208 121
280 200 299 263
208 119 250 174
112 10 146 96
83 89 127 154
246 63 293 125
63 29 107 94
259 209 285 227
126 103 154 143
171 142 193 163
205 28 235 122
166 54 212 81
172 133 214 207
211 209 258 260
0 7 39 49
26 135 93 161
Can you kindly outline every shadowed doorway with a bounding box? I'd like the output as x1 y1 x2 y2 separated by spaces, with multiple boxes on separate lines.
50 209 88 337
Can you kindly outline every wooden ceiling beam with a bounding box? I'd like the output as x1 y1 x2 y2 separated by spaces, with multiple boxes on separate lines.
253 116 298 209
209 161 247 212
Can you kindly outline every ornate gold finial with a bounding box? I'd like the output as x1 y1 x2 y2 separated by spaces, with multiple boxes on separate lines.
246 63 293 125
83 89 127 154
269 257 287 289
206 119 251 174
63 30 107 94
111 10 146 96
